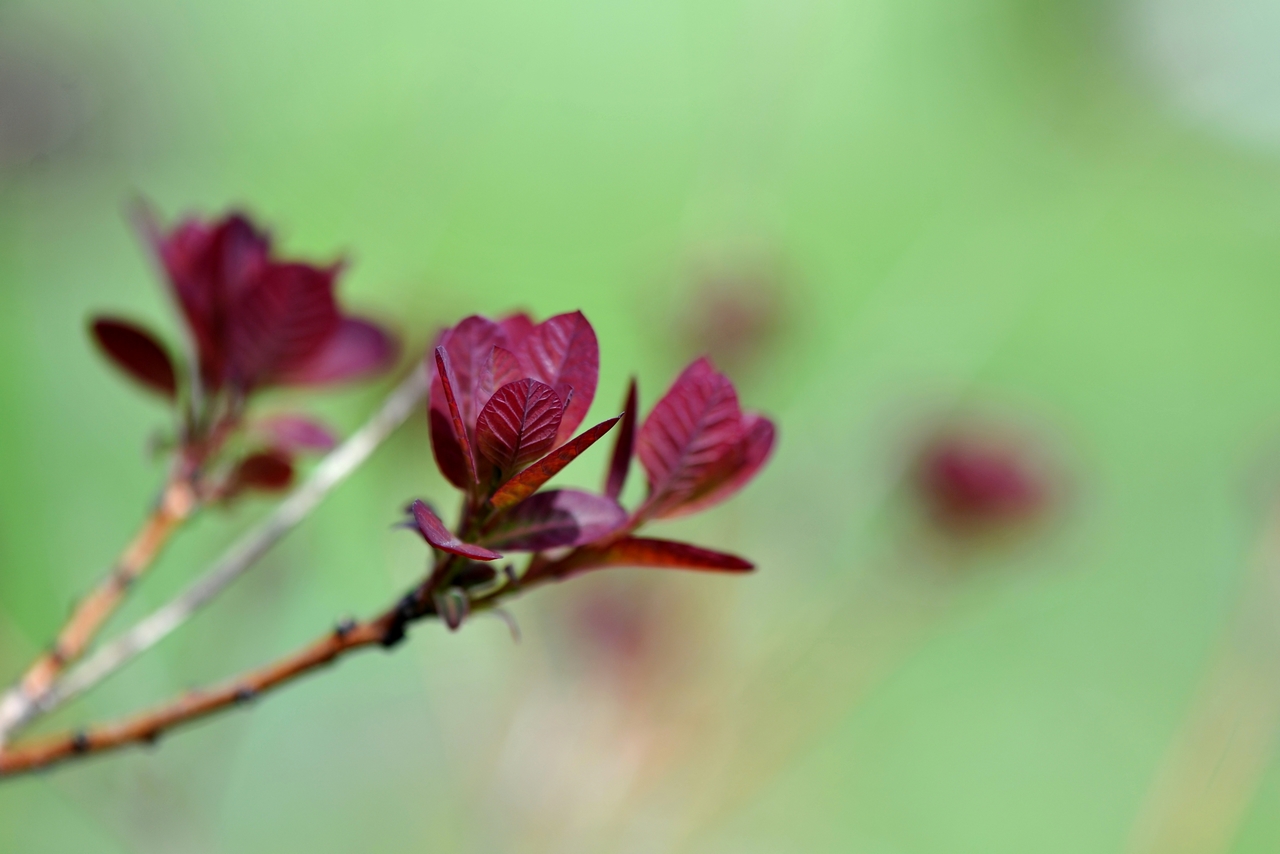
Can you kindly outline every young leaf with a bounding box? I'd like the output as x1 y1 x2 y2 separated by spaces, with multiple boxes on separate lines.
90 317 179 399
491 415 621 511
524 311 599 443
433 315 502 428
410 499 501 560
277 317 399 385
526 536 754 582
435 347 480 487
657 412 776 518
476 345 525 411
481 490 626 551
637 358 743 518
252 414 337 453
226 262 341 389
475 379 563 474
603 378 637 500
226 450 296 496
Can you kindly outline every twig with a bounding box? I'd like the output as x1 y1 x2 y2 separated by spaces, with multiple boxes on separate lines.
3 365 428 738
0 612 396 776
0 478 197 745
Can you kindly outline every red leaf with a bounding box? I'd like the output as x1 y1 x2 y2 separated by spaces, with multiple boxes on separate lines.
228 449 295 495
435 347 480 487
491 415 621 511
658 412 776 518
410 499 501 560
252 414 337 453
276 317 398 385
475 379 564 474
523 311 599 443
526 536 753 582
481 490 626 551
90 317 178 398
603 378 637 500
430 315 502 431
226 262 341 389
476 345 525 412
637 358 744 518
498 313 535 363
429 407 471 489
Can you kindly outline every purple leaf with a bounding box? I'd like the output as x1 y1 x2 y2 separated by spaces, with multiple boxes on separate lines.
226 262 341 388
636 358 743 518
603 378 637 500
430 315 502 431
252 414 337 453
481 490 626 551
523 311 598 444
476 345 525 411
277 317 398 385
90 317 178 399
475 379 564 474
226 449 295 496
410 499 502 560
491 415 621 511
434 347 480 487
525 536 754 582
658 412 776 518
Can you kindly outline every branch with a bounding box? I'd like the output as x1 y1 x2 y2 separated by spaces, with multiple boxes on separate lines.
0 478 196 745
3 365 429 739
0 612 397 776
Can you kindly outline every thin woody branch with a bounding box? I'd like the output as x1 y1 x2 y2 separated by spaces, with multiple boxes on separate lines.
0 613 395 776
0 366 428 741
0 478 197 744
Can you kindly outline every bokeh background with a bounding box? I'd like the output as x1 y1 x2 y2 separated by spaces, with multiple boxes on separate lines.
4 0 1280 851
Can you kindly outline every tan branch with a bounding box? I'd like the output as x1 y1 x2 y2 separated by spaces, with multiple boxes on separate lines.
0 478 196 744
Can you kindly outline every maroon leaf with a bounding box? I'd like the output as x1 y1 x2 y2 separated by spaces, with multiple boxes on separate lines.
252 414 337 453
636 358 744 518
90 317 178 398
476 345 525 411
491 415 621 511
434 347 481 487
523 311 599 443
226 262 341 388
430 315 502 430
410 499 501 560
658 412 776 518
277 317 398 385
526 536 753 582
498 313 535 365
228 450 295 495
604 378 637 500
475 379 564 474
481 490 626 551
429 407 471 490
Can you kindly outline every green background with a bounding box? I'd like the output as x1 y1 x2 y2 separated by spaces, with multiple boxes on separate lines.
3 0 1280 851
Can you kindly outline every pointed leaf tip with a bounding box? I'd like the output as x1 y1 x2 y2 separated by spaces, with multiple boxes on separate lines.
604 378 638 500
434 347 480 487
90 317 179 399
526 536 754 582
410 499 501 560
491 414 621 510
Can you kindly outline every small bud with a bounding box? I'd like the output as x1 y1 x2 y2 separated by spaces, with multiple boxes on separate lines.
433 587 470 632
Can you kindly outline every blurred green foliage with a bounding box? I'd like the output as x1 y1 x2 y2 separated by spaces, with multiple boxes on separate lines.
3 0 1280 851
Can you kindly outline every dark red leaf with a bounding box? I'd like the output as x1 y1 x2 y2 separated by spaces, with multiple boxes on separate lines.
526 536 753 582
90 317 178 398
429 407 471 489
636 358 744 518
481 490 626 551
498 313 535 365
430 315 502 431
475 379 564 474
226 262 341 388
229 450 295 494
276 317 398 385
603 378 637 500
410 499 501 560
523 311 599 444
476 345 525 412
252 414 337 453
491 415 621 511
434 347 480 487
659 412 776 518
